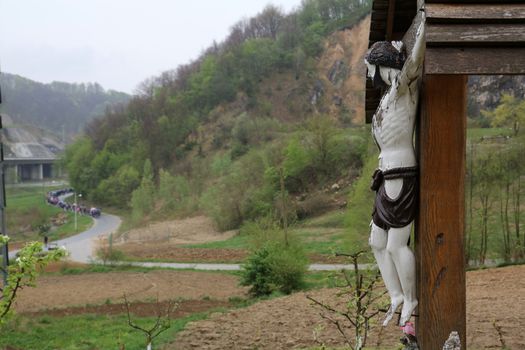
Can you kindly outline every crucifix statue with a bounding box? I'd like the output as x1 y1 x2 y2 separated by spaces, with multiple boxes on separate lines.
365 11 425 327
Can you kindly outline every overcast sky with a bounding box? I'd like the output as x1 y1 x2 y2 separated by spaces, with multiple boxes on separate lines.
0 0 303 94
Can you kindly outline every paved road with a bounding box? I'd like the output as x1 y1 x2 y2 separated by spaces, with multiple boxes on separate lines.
121 261 366 271
7 207 364 271
7 213 121 263
57 213 121 263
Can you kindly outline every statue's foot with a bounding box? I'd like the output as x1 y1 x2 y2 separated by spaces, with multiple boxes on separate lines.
399 299 418 326
383 296 403 327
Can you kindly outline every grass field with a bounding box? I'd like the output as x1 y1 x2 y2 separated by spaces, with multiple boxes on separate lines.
6 185 93 243
0 312 209 350
467 127 512 140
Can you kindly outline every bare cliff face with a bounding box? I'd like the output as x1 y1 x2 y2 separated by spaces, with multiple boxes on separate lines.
315 16 370 125
468 75 525 118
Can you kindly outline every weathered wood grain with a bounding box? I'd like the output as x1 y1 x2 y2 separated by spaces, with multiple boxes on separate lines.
425 47 525 74
426 0 525 4
427 24 525 45
427 3 525 23
417 74 467 350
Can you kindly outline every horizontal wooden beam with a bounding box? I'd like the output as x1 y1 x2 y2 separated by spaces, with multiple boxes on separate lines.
425 47 525 74
427 3 525 23
426 0 525 4
427 24 525 46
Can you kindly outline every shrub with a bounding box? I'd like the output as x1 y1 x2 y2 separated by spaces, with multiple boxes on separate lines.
240 231 308 296
95 233 125 265
158 169 191 212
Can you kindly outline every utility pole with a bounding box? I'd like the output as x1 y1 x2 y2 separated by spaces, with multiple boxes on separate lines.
0 86 8 286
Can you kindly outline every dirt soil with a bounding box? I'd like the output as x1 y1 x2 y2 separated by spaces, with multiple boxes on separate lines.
24 299 231 318
114 216 236 245
14 270 247 313
117 243 346 264
117 243 247 263
114 215 247 262
113 215 345 263
169 265 525 350
12 265 525 349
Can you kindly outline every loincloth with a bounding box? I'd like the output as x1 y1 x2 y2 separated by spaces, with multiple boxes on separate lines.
371 167 418 231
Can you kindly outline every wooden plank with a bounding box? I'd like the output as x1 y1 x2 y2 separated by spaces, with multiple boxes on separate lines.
373 0 389 10
426 0 525 4
417 74 467 350
386 0 397 40
425 47 525 74
427 24 525 46
427 3 525 23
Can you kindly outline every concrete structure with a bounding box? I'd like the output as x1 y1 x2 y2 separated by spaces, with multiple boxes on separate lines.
1 123 63 183
4 157 59 183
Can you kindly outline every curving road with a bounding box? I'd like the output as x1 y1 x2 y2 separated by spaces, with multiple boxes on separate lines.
7 213 121 264
56 213 121 263
9 208 358 270
53 214 359 270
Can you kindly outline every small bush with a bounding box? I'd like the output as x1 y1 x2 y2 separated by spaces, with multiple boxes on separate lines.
240 237 308 297
95 234 125 265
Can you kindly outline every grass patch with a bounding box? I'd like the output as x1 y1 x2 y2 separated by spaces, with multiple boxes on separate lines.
52 214 92 240
183 215 347 255
0 312 208 350
6 185 93 243
182 233 250 250
303 271 341 290
300 209 347 229
467 127 512 140
57 264 164 275
55 263 242 277
342 138 377 254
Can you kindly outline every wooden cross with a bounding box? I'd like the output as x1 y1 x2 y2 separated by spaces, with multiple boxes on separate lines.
366 1 525 349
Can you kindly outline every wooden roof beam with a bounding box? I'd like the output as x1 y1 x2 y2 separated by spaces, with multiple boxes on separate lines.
425 47 525 74
427 24 525 46
426 3 525 23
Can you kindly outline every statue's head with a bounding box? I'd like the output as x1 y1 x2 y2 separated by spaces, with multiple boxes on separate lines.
364 41 406 87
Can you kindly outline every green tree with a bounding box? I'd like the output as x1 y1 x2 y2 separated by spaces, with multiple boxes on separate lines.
131 160 156 223
473 151 501 264
1 236 66 326
93 165 141 208
158 169 191 212
240 223 308 296
487 94 525 136
63 137 96 195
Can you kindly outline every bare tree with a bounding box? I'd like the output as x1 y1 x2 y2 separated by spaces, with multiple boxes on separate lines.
307 251 386 350
123 294 178 350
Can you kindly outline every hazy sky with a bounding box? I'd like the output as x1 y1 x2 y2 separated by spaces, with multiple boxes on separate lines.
0 0 304 94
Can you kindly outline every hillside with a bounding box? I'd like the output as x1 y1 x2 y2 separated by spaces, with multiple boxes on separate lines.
62 0 523 234
63 0 374 230
0 72 130 137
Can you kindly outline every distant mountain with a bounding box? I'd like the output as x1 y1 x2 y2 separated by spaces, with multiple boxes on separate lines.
0 73 130 138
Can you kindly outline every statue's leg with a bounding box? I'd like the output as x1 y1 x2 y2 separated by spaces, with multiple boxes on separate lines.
387 223 417 326
370 221 404 326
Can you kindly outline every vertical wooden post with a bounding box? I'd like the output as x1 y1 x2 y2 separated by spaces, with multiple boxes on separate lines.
417 74 467 350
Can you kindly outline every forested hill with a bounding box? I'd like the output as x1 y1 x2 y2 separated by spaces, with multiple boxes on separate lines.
0 73 130 137
65 0 373 230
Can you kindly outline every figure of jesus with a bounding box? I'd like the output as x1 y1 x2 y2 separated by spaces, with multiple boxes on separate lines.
364 13 425 327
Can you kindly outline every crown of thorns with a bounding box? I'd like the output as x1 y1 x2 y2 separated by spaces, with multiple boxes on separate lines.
365 41 406 70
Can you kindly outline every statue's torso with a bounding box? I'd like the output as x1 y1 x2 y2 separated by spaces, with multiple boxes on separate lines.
372 82 418 170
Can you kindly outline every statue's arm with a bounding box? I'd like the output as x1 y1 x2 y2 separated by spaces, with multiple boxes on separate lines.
395 13 426 90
